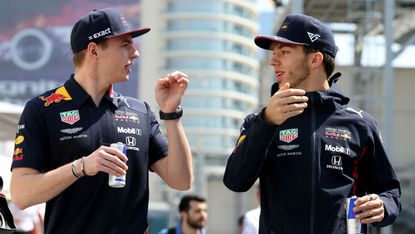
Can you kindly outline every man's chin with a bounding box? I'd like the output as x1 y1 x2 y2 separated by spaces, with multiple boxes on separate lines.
189 222 205 229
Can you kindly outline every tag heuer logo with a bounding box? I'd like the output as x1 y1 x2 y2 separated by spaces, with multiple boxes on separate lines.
279 128 298 143
60 110 80 125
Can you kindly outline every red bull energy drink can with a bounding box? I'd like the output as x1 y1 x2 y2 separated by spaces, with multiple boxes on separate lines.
108 142 127 188
346 196 367 234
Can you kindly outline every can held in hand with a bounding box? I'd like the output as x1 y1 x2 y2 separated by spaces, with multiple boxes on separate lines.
108 142 127 188
346 196 367 234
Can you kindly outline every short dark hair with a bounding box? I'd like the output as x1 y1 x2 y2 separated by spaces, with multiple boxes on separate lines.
303 46 335 77
178 195 206 212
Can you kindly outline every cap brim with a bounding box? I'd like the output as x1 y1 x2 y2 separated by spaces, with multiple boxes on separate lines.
107 27 151 40
254 35 304 50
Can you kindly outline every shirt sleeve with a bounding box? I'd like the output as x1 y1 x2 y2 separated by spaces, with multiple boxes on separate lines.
358 117 401 227
11 101 48 171
145 102 168 168
223 110 278 192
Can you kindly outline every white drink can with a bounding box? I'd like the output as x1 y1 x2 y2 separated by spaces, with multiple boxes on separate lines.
346 196 366 234
108 142 127 188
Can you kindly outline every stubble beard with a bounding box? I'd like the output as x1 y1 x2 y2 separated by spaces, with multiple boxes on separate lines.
287 61 310 88
186 216 205 230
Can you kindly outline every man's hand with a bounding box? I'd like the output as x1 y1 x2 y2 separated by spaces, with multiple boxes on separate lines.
83 146 128 177
354 194 385 224
264 83 308 125
155 71 189 113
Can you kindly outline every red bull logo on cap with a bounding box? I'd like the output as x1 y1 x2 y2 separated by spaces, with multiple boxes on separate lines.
39 86 72 107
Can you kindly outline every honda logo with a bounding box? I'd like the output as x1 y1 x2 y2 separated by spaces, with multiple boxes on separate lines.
331 156 342 166
125 136 136 146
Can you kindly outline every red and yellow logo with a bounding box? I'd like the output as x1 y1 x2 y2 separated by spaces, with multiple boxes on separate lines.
39 86 72 107
236 135 246 146
13 148 24 161
232 135 246 155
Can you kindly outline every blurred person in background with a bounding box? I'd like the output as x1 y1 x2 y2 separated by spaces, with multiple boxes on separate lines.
238 215 244 234
158 195 207 234
241 185 260 234
8 203 42 234
223 14 401 233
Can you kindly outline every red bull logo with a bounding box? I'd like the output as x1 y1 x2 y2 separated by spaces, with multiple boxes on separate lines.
13 148 24 161
39 86 72 107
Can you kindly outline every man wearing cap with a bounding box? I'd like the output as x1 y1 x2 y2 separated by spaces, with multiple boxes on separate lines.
10 7 192 234
223 14 401 233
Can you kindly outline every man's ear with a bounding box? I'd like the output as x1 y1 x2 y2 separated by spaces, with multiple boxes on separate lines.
309 52 323 69
86 42 98 57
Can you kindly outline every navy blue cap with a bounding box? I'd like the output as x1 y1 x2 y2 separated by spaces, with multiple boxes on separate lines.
255 14 337 58
70 7 150 53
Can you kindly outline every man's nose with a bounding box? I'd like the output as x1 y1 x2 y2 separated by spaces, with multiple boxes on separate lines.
269 55 279 66
132 49 139 59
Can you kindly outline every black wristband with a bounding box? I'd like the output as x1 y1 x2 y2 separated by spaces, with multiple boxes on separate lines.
159 105 183 120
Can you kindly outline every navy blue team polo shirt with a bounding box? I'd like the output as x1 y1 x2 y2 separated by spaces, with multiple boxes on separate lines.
12 75 168 234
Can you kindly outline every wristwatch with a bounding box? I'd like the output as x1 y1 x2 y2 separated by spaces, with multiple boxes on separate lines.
159 105 183 120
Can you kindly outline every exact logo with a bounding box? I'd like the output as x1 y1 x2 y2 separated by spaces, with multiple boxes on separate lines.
88 28 112 40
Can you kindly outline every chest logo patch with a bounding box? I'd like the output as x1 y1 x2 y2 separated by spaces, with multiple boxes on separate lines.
39 86 72 107
325 127 352 141
279 128 298 143
114 110 140 123
60 110 80 125
326 155 343 171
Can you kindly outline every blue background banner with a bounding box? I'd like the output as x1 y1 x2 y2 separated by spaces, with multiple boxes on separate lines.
0 0 142 105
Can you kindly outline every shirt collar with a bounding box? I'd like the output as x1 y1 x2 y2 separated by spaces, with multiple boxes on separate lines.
64 74 119 108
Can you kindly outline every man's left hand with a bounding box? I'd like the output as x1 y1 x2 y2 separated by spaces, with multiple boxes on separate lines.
155 71 189 113
353 194 384 224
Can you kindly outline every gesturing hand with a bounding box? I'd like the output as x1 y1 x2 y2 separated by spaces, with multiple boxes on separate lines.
155 71 189 113
264 83 308 125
